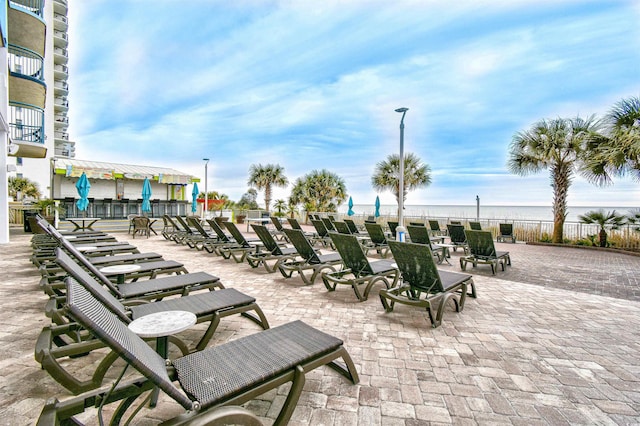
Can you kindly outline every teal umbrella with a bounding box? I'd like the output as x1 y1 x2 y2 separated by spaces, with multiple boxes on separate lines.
141 178 152 214
75 172 91 215
375 195 380 218
347 196 354 216
191 182 199 213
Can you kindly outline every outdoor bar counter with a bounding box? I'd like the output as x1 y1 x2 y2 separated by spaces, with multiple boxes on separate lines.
57 198 191 219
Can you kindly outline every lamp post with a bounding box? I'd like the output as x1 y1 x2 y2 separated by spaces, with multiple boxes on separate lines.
202 158 209 220
395 107 408 242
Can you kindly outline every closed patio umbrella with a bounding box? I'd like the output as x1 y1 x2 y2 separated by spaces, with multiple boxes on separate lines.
191 182 199 213
347 196 354 216
375 196 380 218
141 177 152 214
75 172 91 216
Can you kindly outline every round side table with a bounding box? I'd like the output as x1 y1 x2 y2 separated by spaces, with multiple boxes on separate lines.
128 310 197 406
100 263 142 285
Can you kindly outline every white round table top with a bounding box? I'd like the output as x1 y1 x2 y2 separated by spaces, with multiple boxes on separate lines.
77 246 98 251
128 311 197 338
100 264 142 274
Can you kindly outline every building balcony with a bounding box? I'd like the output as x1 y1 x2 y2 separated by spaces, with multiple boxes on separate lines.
8 103 46 158
54 30 68 48
54 115 69 131
54 12 68 31
54 47 68 64
9 0 44 18
8 44 44 83
54 97 69 112
54 131 70 141
54 81 69 96
54 64 68 80
55 141 75 158
53 0 67 15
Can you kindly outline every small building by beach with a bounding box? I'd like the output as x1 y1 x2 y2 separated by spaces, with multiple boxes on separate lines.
51 158 198 218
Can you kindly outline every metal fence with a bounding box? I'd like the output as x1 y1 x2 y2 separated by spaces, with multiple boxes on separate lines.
319 212 640 250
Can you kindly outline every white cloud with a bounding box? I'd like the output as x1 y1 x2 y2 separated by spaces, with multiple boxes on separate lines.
66 0 640 207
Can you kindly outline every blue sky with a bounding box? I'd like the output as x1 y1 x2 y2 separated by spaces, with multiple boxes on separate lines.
67 0 640 209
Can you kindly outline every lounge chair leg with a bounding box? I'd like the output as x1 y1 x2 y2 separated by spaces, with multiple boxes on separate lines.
240 304 270 330
327 347 360 384
273 365 305 426
194 314 221 352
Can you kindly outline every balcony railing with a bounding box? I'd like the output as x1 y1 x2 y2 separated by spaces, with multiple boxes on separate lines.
54 30 68 41
55 115 69 124
54 98 69 108
54 12 68 28
8 45 44 83
54 47 68 61
53 0 67 14
9 0 44 18
9 103 44 145
54 131 69 140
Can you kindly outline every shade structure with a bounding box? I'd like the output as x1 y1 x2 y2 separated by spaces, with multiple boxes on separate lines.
347 196 354 216
375 195 381 218
191 182 199 213
75 172 91 214
141 177 152 213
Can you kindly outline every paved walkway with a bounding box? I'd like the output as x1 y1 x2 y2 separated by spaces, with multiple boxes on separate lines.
1 228 640 425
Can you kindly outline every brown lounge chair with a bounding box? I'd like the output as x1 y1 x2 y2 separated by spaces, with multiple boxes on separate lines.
406 225 449 264
247 224 298 272
278 228 343 285
38 278 359 425
496 223 516 243
322 232 399 301
461 229 511 275
52 234 222 301
381 241 475 328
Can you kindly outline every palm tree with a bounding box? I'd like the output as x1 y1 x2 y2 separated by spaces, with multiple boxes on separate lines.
289 169 347 217
371 153 431 206
508 116 603 243
578 209 625 247
583 96 640 184
247 164 289 212
198 191 231 216
8 176 41 200
273 199 287 217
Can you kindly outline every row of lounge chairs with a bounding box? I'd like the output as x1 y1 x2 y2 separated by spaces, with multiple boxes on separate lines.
28 215 360 425
161 215 489 316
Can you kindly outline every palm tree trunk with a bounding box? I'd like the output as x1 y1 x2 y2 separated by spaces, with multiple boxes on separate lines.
551 164 571 243
599 229 607 247
264 185 271 212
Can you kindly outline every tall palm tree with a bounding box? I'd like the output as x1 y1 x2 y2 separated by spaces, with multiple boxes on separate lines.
247 164 289 213
577 209 625 247
289 169 347 216
371 153 431 205
508 116 603 243
583 96 640 184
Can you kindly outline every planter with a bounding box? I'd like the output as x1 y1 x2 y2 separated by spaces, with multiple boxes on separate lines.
214 217 229 225
236 215 246 224
197 199 225 209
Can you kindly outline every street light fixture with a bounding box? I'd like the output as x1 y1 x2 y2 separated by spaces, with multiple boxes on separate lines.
395 107 408 242
202 158 209 220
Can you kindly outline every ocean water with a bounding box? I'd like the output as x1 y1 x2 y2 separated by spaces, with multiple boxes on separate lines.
345 204 638 222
